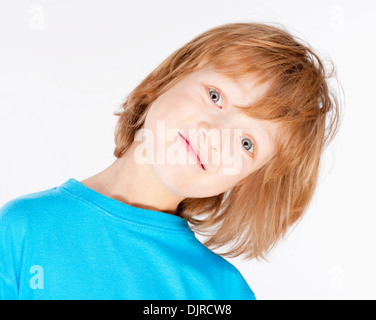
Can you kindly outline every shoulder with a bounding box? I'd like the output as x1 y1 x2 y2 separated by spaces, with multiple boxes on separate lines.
195 244 257 300
219 257 257 300
0 185 62 232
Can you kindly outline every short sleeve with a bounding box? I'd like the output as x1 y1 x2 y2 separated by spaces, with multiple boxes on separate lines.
232 268 257 300
0 199 28 300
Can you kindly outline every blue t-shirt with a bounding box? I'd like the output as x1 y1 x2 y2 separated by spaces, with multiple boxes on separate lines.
0 178 256 300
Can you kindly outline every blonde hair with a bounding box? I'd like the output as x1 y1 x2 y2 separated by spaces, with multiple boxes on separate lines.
113 22 343 260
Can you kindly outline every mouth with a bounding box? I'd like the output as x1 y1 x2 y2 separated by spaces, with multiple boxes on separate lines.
178 132 206 171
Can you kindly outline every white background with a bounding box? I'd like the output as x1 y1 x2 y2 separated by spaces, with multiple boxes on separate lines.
1 0 375 300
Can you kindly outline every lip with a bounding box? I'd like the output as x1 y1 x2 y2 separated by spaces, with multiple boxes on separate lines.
178 132 206 171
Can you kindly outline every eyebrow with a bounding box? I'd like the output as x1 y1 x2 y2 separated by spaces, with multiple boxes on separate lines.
202 78 279 157
220 85 279 158
203 81 253 134
207 78 254 110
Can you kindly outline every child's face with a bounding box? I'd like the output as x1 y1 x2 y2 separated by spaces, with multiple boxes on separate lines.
137 65 281 198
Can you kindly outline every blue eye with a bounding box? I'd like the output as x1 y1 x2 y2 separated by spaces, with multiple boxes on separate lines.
208 88 224 108
241 136 255 155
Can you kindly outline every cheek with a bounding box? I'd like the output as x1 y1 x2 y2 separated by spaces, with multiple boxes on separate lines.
146 96 184 125
191 171 247 197
216 156 257 190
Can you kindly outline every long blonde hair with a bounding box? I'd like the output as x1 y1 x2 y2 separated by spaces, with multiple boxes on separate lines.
113 22 343 260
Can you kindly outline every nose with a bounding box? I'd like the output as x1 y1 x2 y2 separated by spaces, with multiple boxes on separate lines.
198 122 220 151
197 121 222 168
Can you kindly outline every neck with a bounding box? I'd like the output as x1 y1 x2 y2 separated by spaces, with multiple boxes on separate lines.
80 142 185 215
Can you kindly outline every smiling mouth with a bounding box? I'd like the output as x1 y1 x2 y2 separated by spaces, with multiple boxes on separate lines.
178 132 206 171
